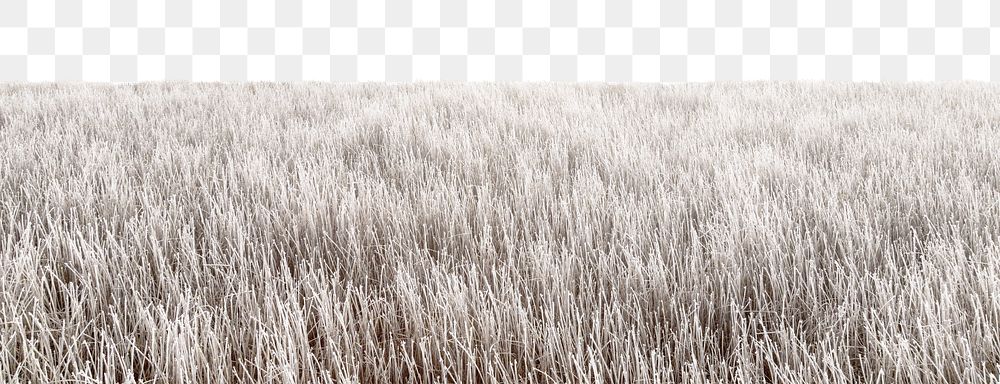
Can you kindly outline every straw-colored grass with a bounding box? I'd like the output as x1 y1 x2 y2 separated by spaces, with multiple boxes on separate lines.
1 83 999 383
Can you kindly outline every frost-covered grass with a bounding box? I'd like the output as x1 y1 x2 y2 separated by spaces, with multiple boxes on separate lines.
1 83 999 383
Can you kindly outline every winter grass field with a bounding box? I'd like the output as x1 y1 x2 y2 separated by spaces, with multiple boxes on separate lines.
1 83 999 383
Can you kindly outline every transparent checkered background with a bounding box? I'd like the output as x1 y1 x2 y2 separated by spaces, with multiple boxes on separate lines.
0 0 998 82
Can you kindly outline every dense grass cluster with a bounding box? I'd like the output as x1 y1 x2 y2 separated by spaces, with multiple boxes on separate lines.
1 83 999 383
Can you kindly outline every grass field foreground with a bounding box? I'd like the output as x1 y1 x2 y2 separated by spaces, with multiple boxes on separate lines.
1 83 1000 383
